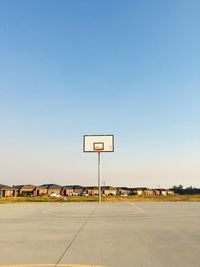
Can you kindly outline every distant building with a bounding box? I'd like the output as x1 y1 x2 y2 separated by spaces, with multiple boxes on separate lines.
102 186 117 196
41 184 62 195
0 184 17 197
84 186 99 196
13 184 37 196
61 185 84 196
154 189 175 196
73 185 84 196
35 185 48 196
0 182 175 198
133 187 154 196
133 187 147 196
167 189 174 195
61 186 74 196
117 187 132 196
144 188 154 196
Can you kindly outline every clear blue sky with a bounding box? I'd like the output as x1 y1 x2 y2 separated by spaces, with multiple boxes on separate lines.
0 0 200 188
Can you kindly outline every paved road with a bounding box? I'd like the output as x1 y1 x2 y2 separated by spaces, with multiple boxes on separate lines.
0 202 200 267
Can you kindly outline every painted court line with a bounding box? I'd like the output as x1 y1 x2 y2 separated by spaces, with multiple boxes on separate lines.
42 203 66 214
128 202 144 213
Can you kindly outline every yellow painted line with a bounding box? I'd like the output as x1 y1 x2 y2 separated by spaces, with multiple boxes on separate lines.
0 264 109 267
42 203 66 214
129 202 144 213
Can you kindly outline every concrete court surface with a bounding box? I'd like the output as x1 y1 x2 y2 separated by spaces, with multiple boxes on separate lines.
0 202 200 267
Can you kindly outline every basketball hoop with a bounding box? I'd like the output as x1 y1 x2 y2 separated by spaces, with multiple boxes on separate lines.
83 134 114 203
83 135 114 153
95 148 103 152
93 142 104 152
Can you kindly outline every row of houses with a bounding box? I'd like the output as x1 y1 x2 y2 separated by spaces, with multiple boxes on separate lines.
0 184 174 198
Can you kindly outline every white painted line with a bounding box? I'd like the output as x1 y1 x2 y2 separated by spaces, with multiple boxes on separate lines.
128 202 144 214
42 203 66 214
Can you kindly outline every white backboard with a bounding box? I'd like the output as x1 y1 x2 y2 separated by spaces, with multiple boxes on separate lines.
83 135 114 152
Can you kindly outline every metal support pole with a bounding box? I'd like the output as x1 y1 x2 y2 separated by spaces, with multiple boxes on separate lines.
98 152 101 203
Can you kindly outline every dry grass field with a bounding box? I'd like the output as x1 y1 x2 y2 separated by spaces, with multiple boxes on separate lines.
1 194 200 203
